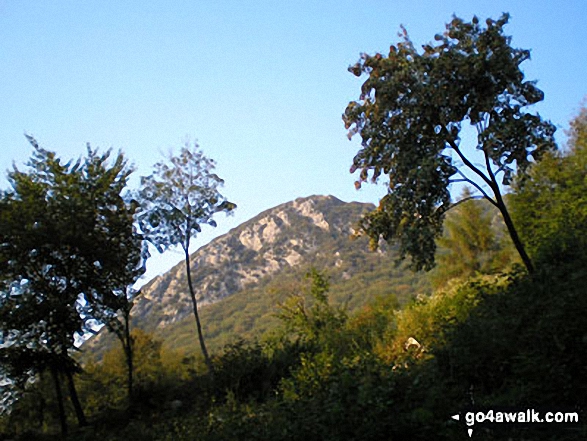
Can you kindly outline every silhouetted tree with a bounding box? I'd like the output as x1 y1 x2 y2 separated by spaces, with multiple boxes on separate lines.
0 137 146 433
344 14 556 272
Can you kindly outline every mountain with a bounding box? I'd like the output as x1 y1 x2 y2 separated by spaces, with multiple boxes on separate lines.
84 195 430 359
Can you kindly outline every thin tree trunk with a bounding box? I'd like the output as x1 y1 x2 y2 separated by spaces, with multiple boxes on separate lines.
495 196 535 274
50 366 68 437
65 368 87 427
111 309 134 406
123 311 134 403
184 247 213 374
36 372 46 430
481 147 535 274
37 393 45 430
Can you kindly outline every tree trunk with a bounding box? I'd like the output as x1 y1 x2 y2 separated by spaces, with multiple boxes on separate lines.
184 247 214 374
35 373 46 430
123 311 134 403
479 147 535 274
493 188 535 274
37 393 45 430
50 366 68 437
65 368 87 427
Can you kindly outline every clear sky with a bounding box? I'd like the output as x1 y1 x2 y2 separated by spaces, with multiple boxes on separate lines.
1 0 586 283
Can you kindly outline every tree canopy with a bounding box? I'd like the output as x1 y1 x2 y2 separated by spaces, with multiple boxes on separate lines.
0 138 147 433
511 105 587 266
137 141 236 371
343 14 556 272
137 142 236 255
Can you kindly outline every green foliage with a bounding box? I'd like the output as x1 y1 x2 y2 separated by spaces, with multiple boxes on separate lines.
210 338 301 405
198 271 401 441
432 187 516 287
275 354 399 441
385 275 508 366
0 372 59 438
0 138 146 433
8 260 587 440
0 145 85 384
78 328 199 428
137 140 236 254
277 269 348 350
344 14 556 271
430 265 587 441
183 260 587 440
511 106 587 266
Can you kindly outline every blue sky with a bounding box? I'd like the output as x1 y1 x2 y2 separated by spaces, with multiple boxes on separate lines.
1 1 586 282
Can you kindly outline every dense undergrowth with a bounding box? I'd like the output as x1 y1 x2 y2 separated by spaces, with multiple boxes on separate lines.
2 259 586 440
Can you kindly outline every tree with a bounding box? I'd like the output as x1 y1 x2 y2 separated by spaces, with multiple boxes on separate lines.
343 14 556 273
277 269 347 351
81 329 164 412
137 140 236 373
432 187 515 287
0 138 147 433
0 143 88 434
75 147 148 403
510 105 587 266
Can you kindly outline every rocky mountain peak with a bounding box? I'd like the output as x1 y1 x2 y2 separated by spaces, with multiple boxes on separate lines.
131 195 371 330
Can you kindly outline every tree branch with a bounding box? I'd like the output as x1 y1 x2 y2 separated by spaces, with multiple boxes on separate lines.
482 147 500 191
441 195 486 214
481 143 535 274
450 170 498 208
443 126 494 189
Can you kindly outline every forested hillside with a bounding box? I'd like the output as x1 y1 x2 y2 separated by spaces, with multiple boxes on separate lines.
84 195 430 360
1 12 586 441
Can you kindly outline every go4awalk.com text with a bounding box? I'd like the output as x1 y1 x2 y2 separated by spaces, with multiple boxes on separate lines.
451 407 581 438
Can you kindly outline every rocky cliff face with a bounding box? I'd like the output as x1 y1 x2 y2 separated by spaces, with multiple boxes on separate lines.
84 194 430 359
131 195 373 330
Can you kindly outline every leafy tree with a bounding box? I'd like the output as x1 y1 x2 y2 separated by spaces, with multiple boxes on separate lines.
432 187 515 287
0 138 146 434
0 143 88 434
76 148 148 403
277 269 348 353
343 14 556 272
511 105 587 266
137 140 236 372
81 329 165 412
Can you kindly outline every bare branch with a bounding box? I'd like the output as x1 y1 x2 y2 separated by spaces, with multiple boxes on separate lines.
443 195 486 214
450 169 498 208
444 126 494 189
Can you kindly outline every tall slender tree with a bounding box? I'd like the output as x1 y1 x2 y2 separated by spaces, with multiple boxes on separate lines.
0 137 147 432
343 14 556 272
137 140 235 373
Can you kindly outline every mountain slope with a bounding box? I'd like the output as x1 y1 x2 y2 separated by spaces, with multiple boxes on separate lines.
85 195 430 359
